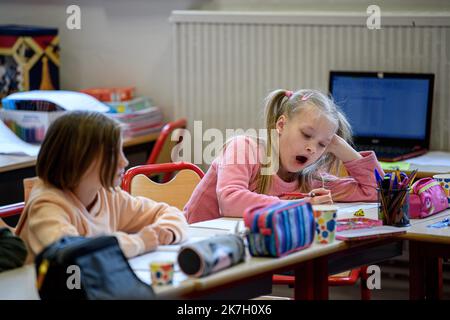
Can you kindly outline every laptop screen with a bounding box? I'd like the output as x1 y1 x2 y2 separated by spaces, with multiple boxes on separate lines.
330 72 434 145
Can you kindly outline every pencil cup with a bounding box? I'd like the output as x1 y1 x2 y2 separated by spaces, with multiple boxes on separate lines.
150 261 174 286
377 188 411 227
312 205 338 244
433 174 450 204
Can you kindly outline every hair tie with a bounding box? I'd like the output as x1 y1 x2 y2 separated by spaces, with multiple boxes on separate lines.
301 92 313 101
285 90 293 98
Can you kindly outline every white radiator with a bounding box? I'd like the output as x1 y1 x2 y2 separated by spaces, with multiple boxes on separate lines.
171 11 450 151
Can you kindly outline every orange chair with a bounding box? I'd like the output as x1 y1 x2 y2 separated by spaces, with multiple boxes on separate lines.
272 266 371 300
0 202 24 230
0 202 24 219
146 118 187 165
0 177 36 228
145 118 187 182
122 162 204 211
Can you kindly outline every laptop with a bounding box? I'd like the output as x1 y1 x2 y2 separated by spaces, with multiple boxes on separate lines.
329 71 434 162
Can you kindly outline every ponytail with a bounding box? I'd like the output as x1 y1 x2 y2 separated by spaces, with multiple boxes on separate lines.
256 89 291 194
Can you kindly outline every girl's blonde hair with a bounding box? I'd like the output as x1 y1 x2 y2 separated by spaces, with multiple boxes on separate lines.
255 89 353 194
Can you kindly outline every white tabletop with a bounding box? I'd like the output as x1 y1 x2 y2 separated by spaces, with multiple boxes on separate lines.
0 264 39 300
129 218 347 297
402 209 450 244
2 206 449 300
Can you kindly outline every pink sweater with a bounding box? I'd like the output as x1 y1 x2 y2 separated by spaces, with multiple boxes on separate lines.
16 179 188 263
185 135 384 223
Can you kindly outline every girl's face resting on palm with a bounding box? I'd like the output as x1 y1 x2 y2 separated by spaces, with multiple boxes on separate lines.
276 105 337 176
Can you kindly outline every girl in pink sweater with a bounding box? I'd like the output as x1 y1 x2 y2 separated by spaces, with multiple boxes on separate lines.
185 89 384 223
16 111 188 263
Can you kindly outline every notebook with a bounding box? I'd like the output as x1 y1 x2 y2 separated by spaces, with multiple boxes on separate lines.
329 71 434 162
336 225 408 241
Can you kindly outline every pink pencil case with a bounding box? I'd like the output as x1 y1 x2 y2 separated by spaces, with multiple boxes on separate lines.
409 177 449 219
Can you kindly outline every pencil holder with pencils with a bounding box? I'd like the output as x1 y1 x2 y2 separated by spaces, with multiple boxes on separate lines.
375 169 417 227
377 187 411 227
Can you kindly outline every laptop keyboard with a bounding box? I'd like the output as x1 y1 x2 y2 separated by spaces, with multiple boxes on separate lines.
357 145 412 158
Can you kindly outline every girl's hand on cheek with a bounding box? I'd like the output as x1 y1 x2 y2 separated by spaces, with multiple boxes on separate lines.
326 134 345 155
326 134 362 162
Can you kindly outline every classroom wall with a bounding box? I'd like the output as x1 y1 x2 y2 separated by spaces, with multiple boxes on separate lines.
0 0 208 120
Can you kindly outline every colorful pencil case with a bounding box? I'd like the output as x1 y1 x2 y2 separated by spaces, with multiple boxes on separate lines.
409 177 449 219
243 200 315 257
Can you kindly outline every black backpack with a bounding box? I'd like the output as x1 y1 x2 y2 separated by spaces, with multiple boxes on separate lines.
0 227 27 272
35 235 156 300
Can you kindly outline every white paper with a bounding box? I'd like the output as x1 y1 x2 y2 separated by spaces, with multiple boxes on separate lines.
157 236 209 252
186 227 232 238
189 218 244 233
4 90 110 112
405 151 450 167
0 120 40 156
336 225 408 240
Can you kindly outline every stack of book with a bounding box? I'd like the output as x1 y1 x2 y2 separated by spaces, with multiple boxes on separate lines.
81 87 165 138
80 87 152 113
108 107 164 138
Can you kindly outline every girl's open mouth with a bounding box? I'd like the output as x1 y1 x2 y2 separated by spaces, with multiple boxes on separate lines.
296 155 308 165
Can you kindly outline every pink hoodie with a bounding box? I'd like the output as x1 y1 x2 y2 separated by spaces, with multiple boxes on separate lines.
185 135 384 223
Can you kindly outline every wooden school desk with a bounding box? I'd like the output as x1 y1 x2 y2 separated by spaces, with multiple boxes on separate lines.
403 209 450 300
0 132 160 206
129 219 346 300
188 215 423 300
383 164 450 179
129 212 408 300
381 151 450 179
410 165 450 179
310 209 450 300
0 223 400 300
2 211 446 300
